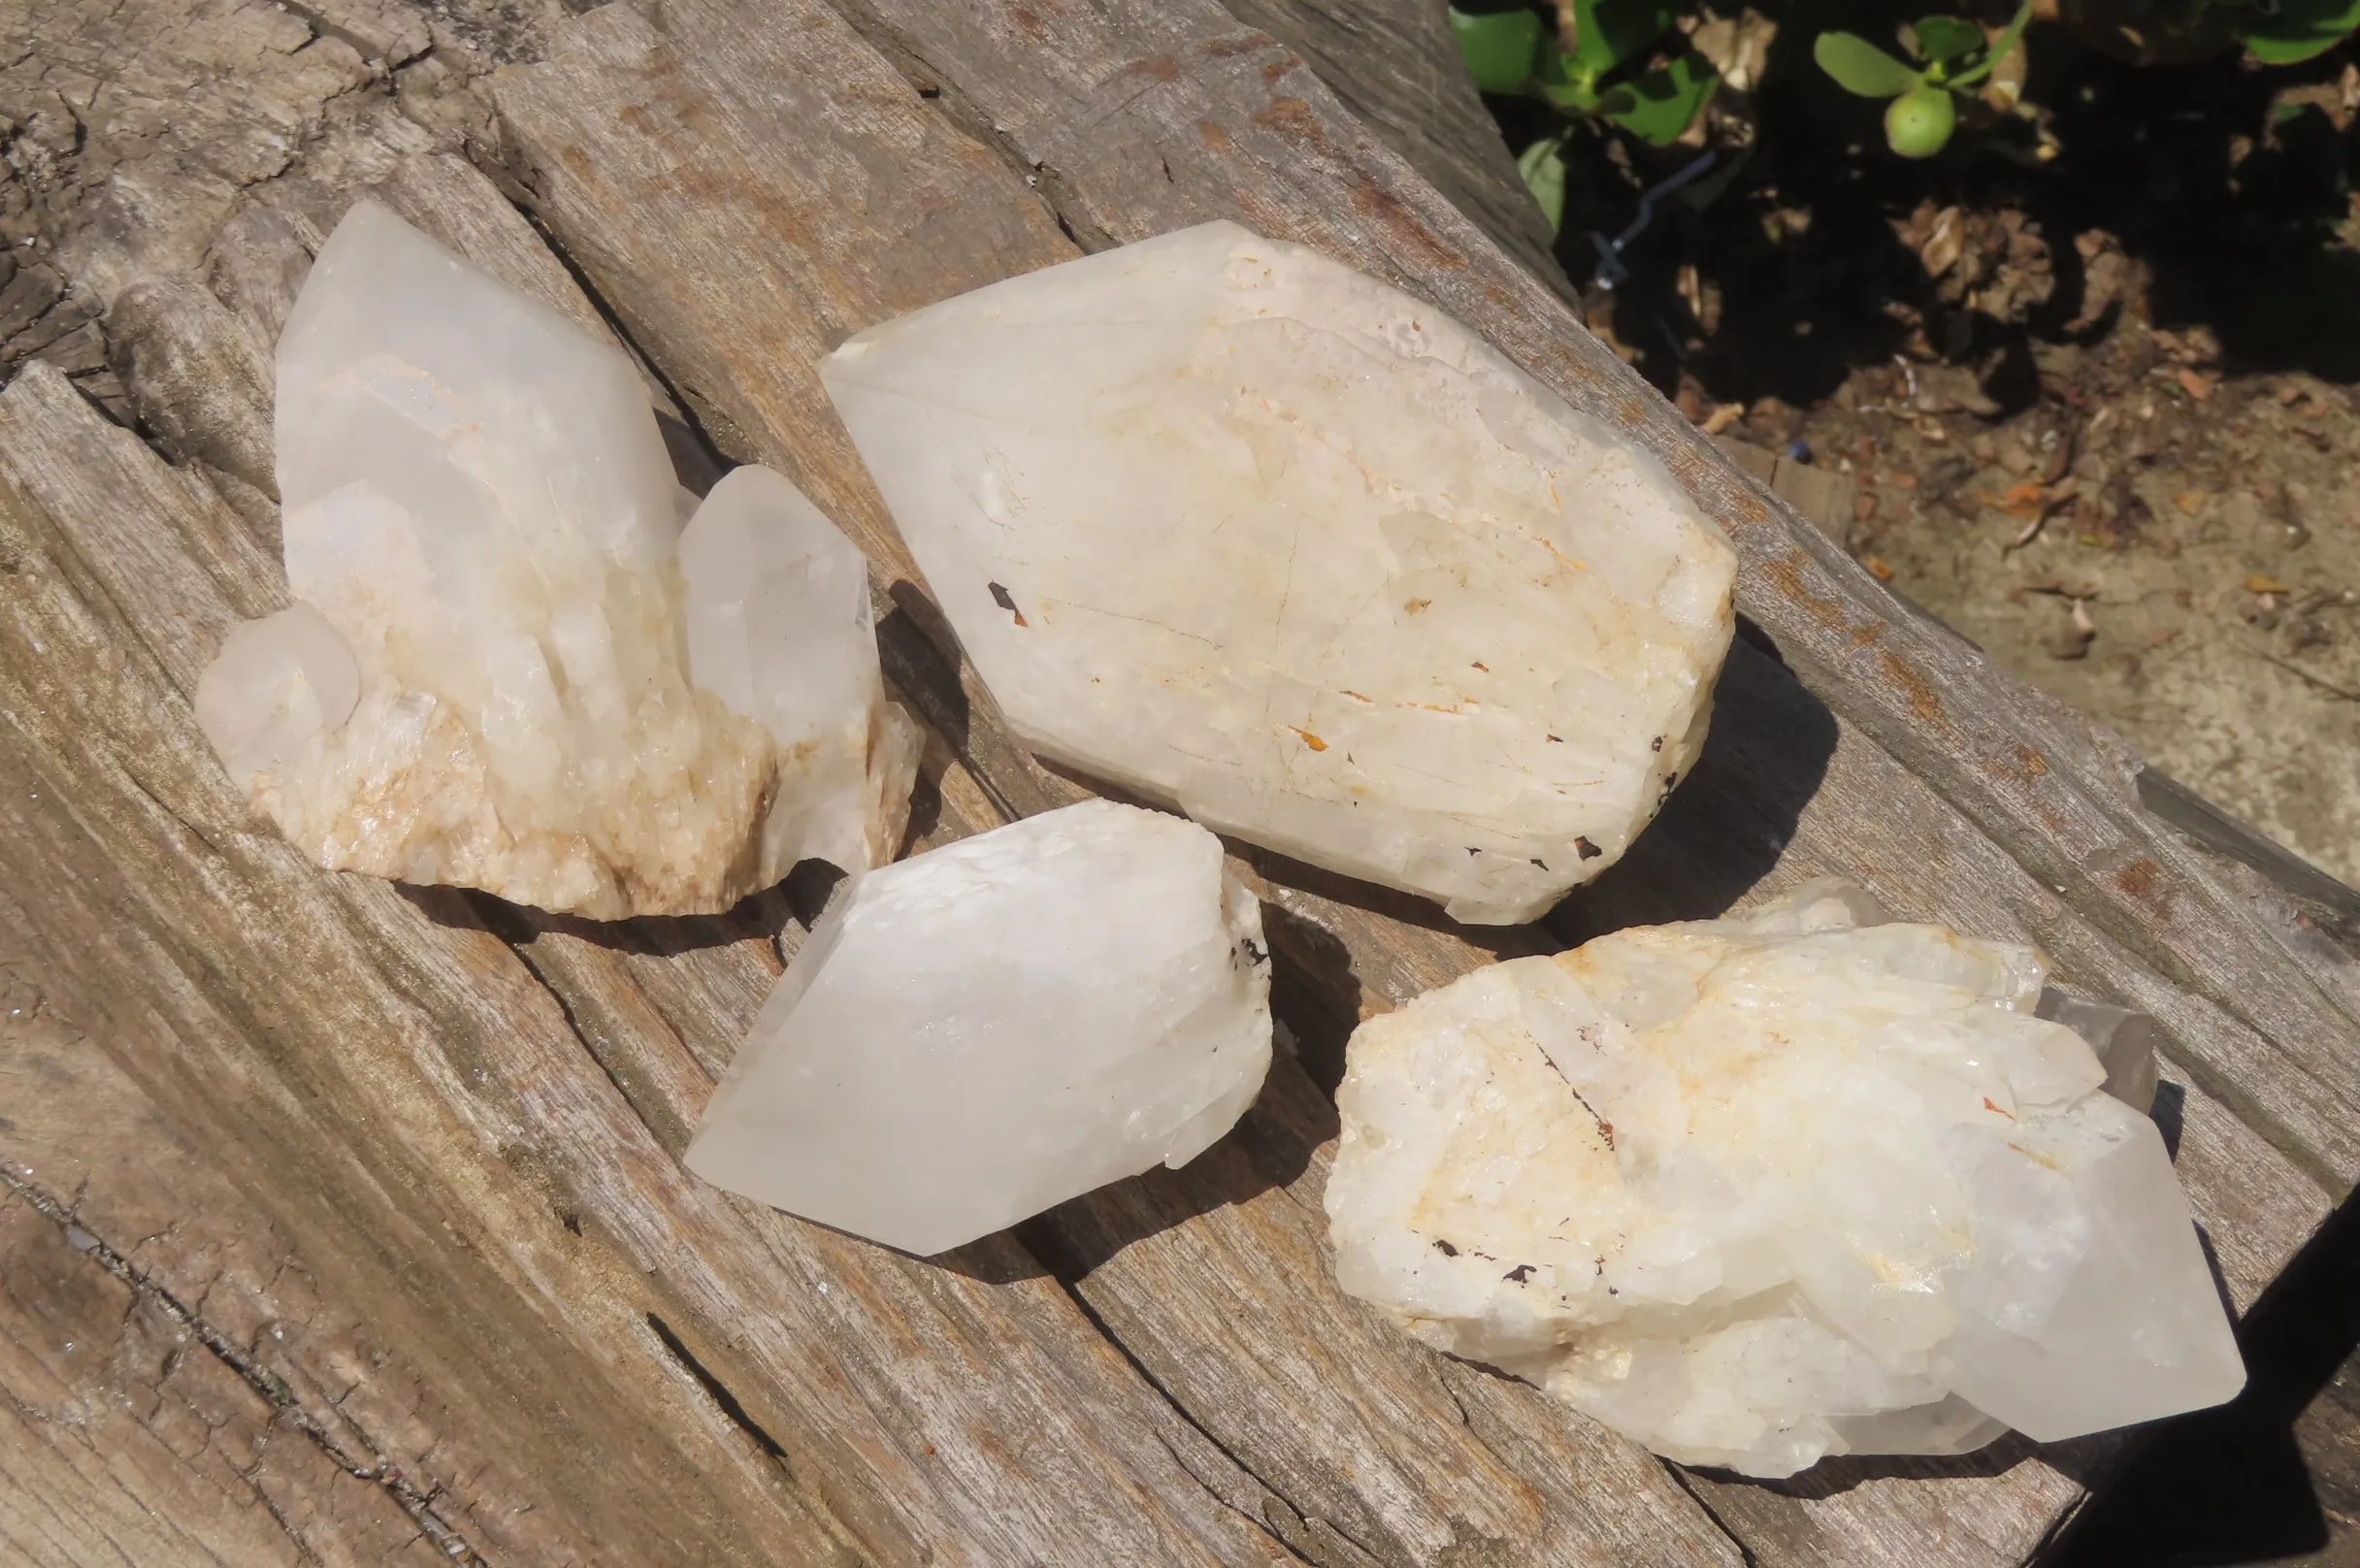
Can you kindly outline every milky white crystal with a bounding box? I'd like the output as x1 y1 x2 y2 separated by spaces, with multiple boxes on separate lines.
194 200 915 917
822 221 1735 925
686 800 1273 1255
1324 881 2244 1477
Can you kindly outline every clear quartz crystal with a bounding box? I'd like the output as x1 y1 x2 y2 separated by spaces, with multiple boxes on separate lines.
678 465 923 882
1323 880 2245 1477
686 800 1274 1256
194 200 914 917
822 221 1736 925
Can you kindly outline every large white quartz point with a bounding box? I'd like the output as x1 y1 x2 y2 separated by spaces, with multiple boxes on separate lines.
196 199 912 917
1323 879 2245 1477
685 800 1274 1256
822 220 1737 926
678 465 923 881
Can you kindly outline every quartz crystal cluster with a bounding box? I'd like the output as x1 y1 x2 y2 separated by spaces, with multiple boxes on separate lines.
686 800 1274 1255
823 221 1736 925
1325 880 2245 1476
195 201 916 917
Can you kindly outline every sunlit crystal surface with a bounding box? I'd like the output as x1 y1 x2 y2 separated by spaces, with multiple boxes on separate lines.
687 800 1274 1256
1324 880 2245 1476
823 221 1736 924
194 201 913 916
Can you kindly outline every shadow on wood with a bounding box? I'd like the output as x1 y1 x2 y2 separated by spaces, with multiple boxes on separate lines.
1015 1056 1334 1284
398 873 828 958
1552 636 1842 942
1698 1433 2050 1501
2045 1178 2360 1566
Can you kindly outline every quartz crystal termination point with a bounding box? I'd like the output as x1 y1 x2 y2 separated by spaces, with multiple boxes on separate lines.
195 200 915 918
822 221 1736 925
1323 880 2245 1477
679 465 923 883
686 800 1274 1257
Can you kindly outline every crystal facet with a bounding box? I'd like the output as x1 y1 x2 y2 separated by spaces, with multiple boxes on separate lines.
686 800 1274 1256
822 221 1736 924
195 200 915 917
1323 881 2245 1476
678 465 923 883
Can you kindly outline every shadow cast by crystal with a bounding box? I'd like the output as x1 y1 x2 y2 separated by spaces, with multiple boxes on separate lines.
1551 632 1840 941
400 866 833 960
2045 1172 2360 1565
1006 1053 1336 1289
1691 1429 2047 1499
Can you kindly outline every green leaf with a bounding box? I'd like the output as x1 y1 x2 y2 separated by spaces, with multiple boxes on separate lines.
1569 0 1677 80
1814 31 1923 98
1946 0 2033 87
1450 6 1546 95
2240 0 2360 64
1518 134 1570 232
1534 39 1603 112
1911 15 1985 65
1597 51 1721 146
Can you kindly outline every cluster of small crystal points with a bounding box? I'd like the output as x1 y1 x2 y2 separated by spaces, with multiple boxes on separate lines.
199 207 2238 1466
1324 881 2245 1476
195 201 916 919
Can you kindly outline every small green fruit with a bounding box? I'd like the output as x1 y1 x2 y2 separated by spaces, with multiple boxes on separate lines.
1885 84 1956 158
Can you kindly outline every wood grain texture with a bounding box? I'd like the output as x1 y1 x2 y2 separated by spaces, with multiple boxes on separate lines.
0 1000 500 1567
0 363 869 1568
0 1191 449 1568
489 15 1743 1552
1219 0 1567 295
0 0 2347 1561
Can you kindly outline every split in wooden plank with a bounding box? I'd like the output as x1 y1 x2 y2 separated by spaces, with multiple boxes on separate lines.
0 0 2344 1562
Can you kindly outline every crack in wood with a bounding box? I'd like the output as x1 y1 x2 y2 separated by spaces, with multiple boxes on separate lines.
1023 1258 1318 1565
0 1163 486 1565
1660 1459 1761 1568
644 1312 798 1469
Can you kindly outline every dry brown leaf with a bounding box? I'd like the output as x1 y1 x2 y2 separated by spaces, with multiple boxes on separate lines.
1999 481 2048 517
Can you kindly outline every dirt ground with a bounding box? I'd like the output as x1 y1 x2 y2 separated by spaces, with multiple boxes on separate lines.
1786 320 2360 888
1555 16 2360 888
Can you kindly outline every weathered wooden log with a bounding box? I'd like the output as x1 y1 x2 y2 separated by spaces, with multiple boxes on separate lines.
1 0 2353 1562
